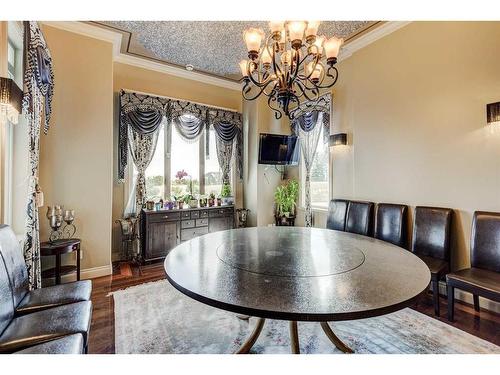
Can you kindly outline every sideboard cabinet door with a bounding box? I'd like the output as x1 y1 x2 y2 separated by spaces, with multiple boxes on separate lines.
147 221 179 260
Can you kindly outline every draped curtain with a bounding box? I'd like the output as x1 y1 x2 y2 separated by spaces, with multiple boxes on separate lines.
22 21 55 290
119 90 243 221
290 94 331 227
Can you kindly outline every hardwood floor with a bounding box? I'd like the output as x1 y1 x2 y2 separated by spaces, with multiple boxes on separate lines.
88 261 500 354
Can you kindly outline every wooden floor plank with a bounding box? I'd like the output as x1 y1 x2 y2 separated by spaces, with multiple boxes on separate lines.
88 261 500 354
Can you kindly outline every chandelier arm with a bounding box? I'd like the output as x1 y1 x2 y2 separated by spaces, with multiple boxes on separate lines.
267 95 282 120
312 66 339 89
295 80 320 103
242 79 277 101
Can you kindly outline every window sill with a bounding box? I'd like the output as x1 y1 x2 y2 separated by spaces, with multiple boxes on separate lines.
297 206 329 213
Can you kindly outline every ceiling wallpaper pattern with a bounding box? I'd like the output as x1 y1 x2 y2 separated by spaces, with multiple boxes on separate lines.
102 21 375 80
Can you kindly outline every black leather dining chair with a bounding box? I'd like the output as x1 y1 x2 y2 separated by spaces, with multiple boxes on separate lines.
411 206 453 316
326 199 350 231
345 201 374 237
374 203 409 248
447 211 500 321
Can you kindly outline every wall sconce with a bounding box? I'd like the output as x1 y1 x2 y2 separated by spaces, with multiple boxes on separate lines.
0 77 23 125
329 132 347 146
487 102 500 125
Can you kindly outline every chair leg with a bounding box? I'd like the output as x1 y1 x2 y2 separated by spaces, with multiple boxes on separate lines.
447 284 455 322
432 280 440 316
473 295 480 312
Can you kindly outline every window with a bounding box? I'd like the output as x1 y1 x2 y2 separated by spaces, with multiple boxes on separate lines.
301 124 330 209
143 124 227 202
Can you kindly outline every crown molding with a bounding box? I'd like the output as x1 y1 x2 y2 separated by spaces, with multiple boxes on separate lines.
340 21 412 61
114 53 241 91
39 21 411 91
40 21 123 57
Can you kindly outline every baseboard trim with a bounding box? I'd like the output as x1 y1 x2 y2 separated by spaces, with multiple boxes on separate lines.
437 281 500 314
60 264 112 283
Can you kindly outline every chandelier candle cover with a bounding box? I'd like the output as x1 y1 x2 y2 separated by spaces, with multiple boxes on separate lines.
240 21 343 119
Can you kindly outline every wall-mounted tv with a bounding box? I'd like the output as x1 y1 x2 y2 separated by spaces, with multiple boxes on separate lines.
258 133 300 166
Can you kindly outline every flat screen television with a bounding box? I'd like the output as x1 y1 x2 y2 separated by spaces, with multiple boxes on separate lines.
258 133 300 165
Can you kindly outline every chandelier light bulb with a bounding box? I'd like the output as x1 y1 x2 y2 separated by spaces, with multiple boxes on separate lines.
324 36 343 64
281 50 292 66
307 61 324 82
239 60 249 77
287 21 307 48
260 47 273 67
305 21 320 42
269 21 284 40
312 35 326 55
243 28 264 59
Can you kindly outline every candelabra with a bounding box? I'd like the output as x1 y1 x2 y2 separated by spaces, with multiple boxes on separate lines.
46 205 76 242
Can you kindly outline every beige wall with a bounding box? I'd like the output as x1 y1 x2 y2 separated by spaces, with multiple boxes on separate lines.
39 25 114 274
303 22 500 275
112 62 243 257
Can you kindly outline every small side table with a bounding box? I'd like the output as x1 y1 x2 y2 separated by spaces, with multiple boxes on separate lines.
41 238 81 285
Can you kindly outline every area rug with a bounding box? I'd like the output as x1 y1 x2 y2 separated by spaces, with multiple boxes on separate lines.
112 279 499 354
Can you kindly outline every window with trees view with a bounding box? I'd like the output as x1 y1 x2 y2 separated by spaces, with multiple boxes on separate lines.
301 124 330 209
144 124 227 201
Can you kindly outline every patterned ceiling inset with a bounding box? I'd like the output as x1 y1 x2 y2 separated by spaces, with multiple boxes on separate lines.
97 21 377 81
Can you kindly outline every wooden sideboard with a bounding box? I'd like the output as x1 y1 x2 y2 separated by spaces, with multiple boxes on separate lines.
141 205 235 262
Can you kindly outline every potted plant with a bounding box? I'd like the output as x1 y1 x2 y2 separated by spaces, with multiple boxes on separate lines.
208 193 215 207
274 179 299 223
176 195 185 209
216 196 222 206
220 183 234 205
199 195 207 207
184 193 198 209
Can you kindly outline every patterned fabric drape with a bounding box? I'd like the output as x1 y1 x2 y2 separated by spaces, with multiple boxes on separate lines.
119 91 169 181
215 137 234 184
118 90 244 185
290 94 331 227
22 21 55 290
127 126 161 215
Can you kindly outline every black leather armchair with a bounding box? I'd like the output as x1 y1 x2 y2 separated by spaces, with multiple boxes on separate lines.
447 211 500 321
14 334 84 354
374 203 408 248
0 225 91 316
345 201 374 237
411 206 453 316
326 199 349 231
0 225 92 353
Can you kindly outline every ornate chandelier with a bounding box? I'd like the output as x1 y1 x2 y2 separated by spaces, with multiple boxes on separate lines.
239 21 343 119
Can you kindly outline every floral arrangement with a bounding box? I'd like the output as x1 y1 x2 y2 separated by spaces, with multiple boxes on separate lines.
175 169 188 181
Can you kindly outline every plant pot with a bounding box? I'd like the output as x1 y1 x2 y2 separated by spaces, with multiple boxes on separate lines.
199 199 207 207
189 199 198 208
208 198 214 207
178 201 184 209
222 196 234 205
216 198 222 206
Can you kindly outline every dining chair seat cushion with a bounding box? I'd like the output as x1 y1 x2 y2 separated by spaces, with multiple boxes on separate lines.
13 334 84 354
0 301 92 353
15 280 92 316
417 255 449 281
447 268 500 302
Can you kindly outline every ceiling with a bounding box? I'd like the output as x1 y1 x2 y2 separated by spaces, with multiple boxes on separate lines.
95 21 378 81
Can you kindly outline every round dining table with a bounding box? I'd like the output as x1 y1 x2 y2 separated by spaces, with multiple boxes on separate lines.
164 226 431 354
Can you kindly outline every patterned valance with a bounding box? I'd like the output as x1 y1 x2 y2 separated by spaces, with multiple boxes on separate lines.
118 90 243 181
290 93 331 144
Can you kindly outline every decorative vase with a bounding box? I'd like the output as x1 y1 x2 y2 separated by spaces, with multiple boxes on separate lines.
208 198 214 207
178 201 184 209
216 198 222 206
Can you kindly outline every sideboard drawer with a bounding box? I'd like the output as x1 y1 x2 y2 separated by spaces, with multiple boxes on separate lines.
148 212 181 222
181 220 195 229
181 226 209 241
191 210 200 219
180 211 190 219
196 218 209 227
209 208 233 218
199 210 209 218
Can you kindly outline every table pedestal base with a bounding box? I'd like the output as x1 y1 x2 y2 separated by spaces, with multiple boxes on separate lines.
235 318 354 354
